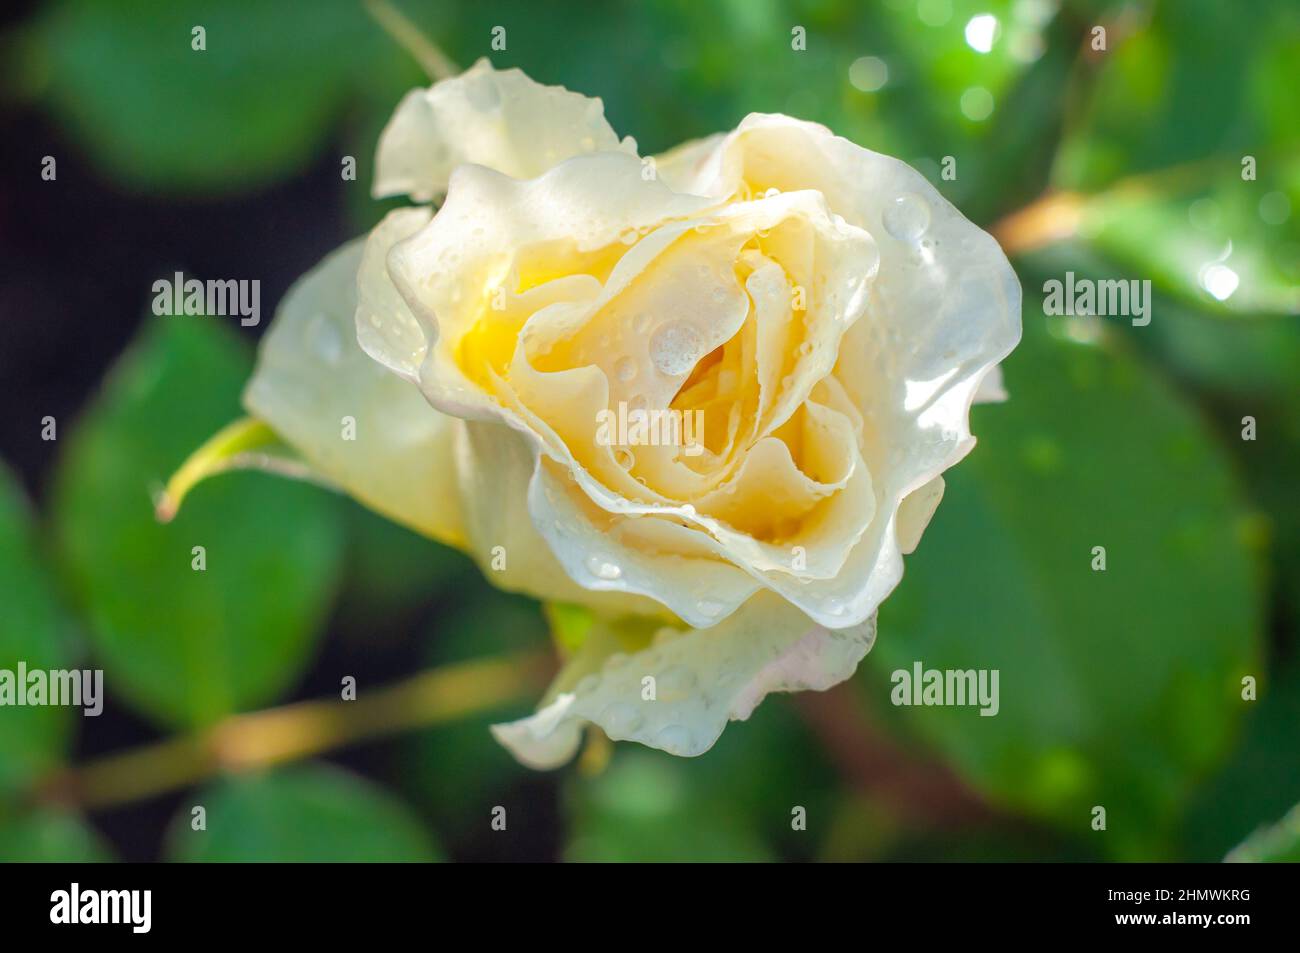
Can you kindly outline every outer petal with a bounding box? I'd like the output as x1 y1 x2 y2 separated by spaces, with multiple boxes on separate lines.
651 133 726 193
973 364 1008 403
243 238 465 546
491 591 877 768
373 57 636 202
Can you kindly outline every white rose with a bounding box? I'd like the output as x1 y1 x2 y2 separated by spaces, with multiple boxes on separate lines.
241 59 1021 767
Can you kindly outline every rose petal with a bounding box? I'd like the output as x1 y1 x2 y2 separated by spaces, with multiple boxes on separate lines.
243 238 465 546
453 417 689 617
491 591 877 768
373 57 636 202
895 475 945 555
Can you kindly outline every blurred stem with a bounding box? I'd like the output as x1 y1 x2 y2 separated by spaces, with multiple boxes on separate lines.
991 190 1085 257
796 685 998 829
992 154 1228 256
42 652 552 812
364 0 458 81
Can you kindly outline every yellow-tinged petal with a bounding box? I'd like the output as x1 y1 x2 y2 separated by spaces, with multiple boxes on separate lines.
373 57 636 203
243 238 466 547
492 591 877 768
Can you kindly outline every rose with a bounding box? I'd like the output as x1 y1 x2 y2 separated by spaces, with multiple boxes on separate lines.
238 59 1020 767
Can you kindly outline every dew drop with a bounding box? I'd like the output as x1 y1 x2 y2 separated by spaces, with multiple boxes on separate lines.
602 702 643 736
587 555 623 580
655 724 694 756
614 448 635 470
632 312 651 334
649 322 704 377
882 193 931 242
615 356 637 382
697 599 724 619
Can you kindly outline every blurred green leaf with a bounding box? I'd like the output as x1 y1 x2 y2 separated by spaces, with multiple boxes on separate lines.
1225 801 1300 863
1054 0 1298 189
863 308 1264 859
0 807 113 861
0 463 78 796
565 699 836 862
1183 661 1300 860
19 0 423 193
1053 0 1300 316
167 763 441 861
335 500 471 633
1077 167 1300 317
565 749 775 862
402 585 546 845
52 317 344 729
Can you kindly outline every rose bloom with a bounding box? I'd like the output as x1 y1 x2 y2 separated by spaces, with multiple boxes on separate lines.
240 60 1020 767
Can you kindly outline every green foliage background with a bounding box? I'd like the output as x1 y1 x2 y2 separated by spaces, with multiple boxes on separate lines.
0 0 1297 861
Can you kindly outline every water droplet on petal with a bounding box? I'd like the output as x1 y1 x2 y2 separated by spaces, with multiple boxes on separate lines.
649 322 704 376
882 193 931 242
587 555 623 580
615 356 637 382
655 724 694 756
697 599 724 619
602 702 643 736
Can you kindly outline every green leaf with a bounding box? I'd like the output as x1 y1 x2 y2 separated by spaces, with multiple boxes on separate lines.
0 464 78 796
402 584 547 846
166 763 442 862
0 808 113 861
564 699 836 862
1077 167 1300 317
335 501 472 634
862 304 1264 859
1052 0 1300 316
565 749 775 862
1183 661 1300 861
19 0 422 194
1226 801 1300 863
51 317 345 729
